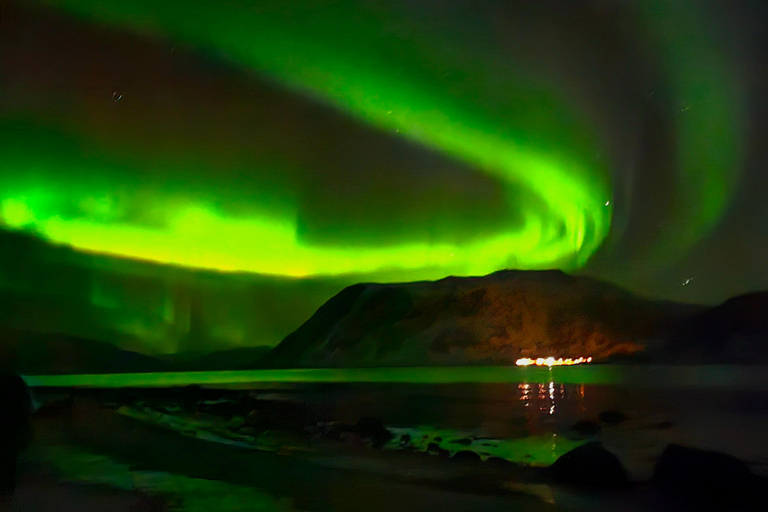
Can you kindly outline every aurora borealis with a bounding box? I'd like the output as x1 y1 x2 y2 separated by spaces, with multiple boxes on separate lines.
1 0 765 353
2 0 613 277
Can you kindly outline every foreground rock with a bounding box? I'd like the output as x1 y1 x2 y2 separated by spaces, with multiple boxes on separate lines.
549 442 629 488
245 400 317 435
565 420 601 440
323 416 394 448
653 444 767 510
598 410 627 425
0 373 33 499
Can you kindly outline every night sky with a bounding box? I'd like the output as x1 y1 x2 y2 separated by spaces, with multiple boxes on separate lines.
2 0 768 354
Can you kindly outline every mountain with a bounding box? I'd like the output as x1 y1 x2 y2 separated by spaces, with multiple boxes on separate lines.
163 346 273 371
0 328 171 375
6 271 767 374
261 270 706 368
0 328 272 375
669 292 768 363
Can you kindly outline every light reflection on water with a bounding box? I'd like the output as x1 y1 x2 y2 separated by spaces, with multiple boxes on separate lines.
30 367 768 477
520 378 569 416
23 365 768 390
26 365 768 441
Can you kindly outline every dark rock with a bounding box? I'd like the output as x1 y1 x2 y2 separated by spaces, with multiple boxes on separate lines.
131 493 173 512
399 433 411 446
339 431 367 448
451 450 482 464
198 399 242 417
31 394 73 417
0 373 32 497
180 385 202 410
485 456 514 469
653 444 765 510
450 437 474 446
566 420 601 439
598 410 626 425
234 425 253 435
244 410 269 432
322 425 344 441
426 443 450 457
549 442 629 488
352 416 393 448
245 400 317 434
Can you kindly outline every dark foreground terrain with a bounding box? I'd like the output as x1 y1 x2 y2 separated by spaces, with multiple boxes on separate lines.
10 377 768 511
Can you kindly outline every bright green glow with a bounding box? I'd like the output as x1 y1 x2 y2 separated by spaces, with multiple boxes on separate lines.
22 367 613 388
24 365 768 389
1 198 35 228
3 0 613 277
1 194 593 278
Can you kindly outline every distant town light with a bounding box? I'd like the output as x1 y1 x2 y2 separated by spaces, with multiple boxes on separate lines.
515 356 593 367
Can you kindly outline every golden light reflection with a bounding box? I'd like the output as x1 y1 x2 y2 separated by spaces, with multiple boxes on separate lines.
518 381 578 419
518 383 531 407
548 381 556 415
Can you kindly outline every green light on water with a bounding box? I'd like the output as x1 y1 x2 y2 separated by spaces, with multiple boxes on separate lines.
24 366 767 389
22 366 622 388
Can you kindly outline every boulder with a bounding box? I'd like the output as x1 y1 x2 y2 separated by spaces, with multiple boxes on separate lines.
351 417 393 448
549 442 629 488
566 420 601 439
485 456 515 469
598 410 626 425
653 444 765 510
451 450 482 464
426 443 450 457
0 373 32 496
245 400 316 434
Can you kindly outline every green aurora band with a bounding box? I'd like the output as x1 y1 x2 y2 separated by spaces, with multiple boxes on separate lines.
635 0 744 265
2 0 614 279
1 0 744 284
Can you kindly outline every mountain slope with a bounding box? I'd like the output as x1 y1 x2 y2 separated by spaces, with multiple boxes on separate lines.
164 346 273 371
670 291 768 363
262 270 704 367
0 328 171 375
1 328 272 375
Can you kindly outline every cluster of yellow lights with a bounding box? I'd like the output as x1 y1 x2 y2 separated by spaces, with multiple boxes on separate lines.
515 357 593 367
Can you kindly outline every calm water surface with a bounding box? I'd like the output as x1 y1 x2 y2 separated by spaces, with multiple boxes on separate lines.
23 364 768 389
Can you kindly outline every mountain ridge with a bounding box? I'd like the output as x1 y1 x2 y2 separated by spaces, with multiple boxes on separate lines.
262 269 708 368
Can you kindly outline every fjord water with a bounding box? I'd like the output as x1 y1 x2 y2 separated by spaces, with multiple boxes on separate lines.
25 365 768 475
23 364 768 388
23 365 768 511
